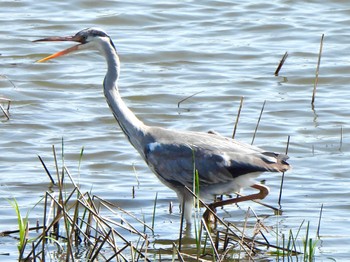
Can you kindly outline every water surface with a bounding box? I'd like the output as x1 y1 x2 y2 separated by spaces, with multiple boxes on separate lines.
1 0 350 260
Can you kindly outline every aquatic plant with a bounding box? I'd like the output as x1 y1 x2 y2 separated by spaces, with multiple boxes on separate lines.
2 143 322 261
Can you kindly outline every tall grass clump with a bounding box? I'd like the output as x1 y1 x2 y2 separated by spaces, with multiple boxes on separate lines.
7 198 33 259
272 218 320 261
2 142 322 261
4 143 152 261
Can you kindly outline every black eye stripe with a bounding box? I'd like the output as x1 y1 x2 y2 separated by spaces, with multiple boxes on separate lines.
75 28 111 43
74 28 116 50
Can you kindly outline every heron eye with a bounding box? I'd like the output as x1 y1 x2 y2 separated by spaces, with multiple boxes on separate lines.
81 35 88 43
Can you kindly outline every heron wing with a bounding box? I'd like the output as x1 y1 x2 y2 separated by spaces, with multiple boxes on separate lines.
144 141 230 188
143 129 288 189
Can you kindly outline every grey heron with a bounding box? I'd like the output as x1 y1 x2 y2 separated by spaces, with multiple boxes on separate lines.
34 28 290 225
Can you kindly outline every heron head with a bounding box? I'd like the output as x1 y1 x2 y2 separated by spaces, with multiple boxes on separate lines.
34 28 115 62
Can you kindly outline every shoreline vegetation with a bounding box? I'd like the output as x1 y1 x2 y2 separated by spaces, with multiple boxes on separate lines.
1 143 321 261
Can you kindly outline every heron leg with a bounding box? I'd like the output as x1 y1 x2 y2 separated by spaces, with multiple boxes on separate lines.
203 183 270 223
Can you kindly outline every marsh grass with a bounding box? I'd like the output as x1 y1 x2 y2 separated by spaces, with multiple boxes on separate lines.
181 185 321 261
6 144 153 261
271 218 320 262
7 198 33 259
3 143 321 261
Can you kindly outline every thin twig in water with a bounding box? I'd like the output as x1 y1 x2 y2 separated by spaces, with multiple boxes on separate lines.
0 104 10 120
311 34 324 106
177 91 204 108
317 204 323 239
274 52 288 76
38 155 56 184
232 96 244 139
285 135 291 155
173 242 185 262
339 125 343 151
168 201 173 214
278 135 290 208
178 196 186 252
132 163 140 188
235 191 280 212
0 74 14 119
151 192 158 231
0 226 44 236
0 74 16 88
201 218 220 260
0 97 11 120
251 100 266 145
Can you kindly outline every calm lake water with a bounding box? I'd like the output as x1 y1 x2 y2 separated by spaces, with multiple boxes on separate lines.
1 0 350 260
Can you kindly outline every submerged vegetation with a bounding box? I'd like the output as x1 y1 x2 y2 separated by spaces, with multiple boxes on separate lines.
1 143 322 261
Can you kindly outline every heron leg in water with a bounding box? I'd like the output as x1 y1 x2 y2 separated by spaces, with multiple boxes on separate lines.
203 183 270 223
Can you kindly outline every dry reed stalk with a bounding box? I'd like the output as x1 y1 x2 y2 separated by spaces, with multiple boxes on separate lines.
0 75 13 119
278 135 291 207
228 229 301 256
0 74 16 88
94 196 152 233
0 77 13 119
177 91 204 108
232 96 244 139
38 155 56 184
173 242 186 262
316 203 323 239
251 100 266 145
339 125 343 151
0 226 43 236
178 196 186 252
12 142 305 261
20 148 152 261
183 186 255 257
274 52 288 76
0 103 10 120
311 34 324 105
197 189 301 259
238 208 251 260
201 218 220 260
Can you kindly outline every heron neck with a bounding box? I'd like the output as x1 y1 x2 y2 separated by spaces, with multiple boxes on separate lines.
102 40 147 152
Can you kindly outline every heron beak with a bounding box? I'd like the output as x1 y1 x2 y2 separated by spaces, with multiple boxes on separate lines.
33 35 84 62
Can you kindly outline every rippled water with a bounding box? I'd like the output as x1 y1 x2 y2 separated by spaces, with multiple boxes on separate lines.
1 0 350 260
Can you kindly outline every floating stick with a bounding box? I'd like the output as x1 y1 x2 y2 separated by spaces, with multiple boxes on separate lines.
274 52 288 76
311 34 325 105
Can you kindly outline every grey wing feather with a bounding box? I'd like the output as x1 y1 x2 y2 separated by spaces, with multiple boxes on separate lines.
145 143 204 188
144 132 289 189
